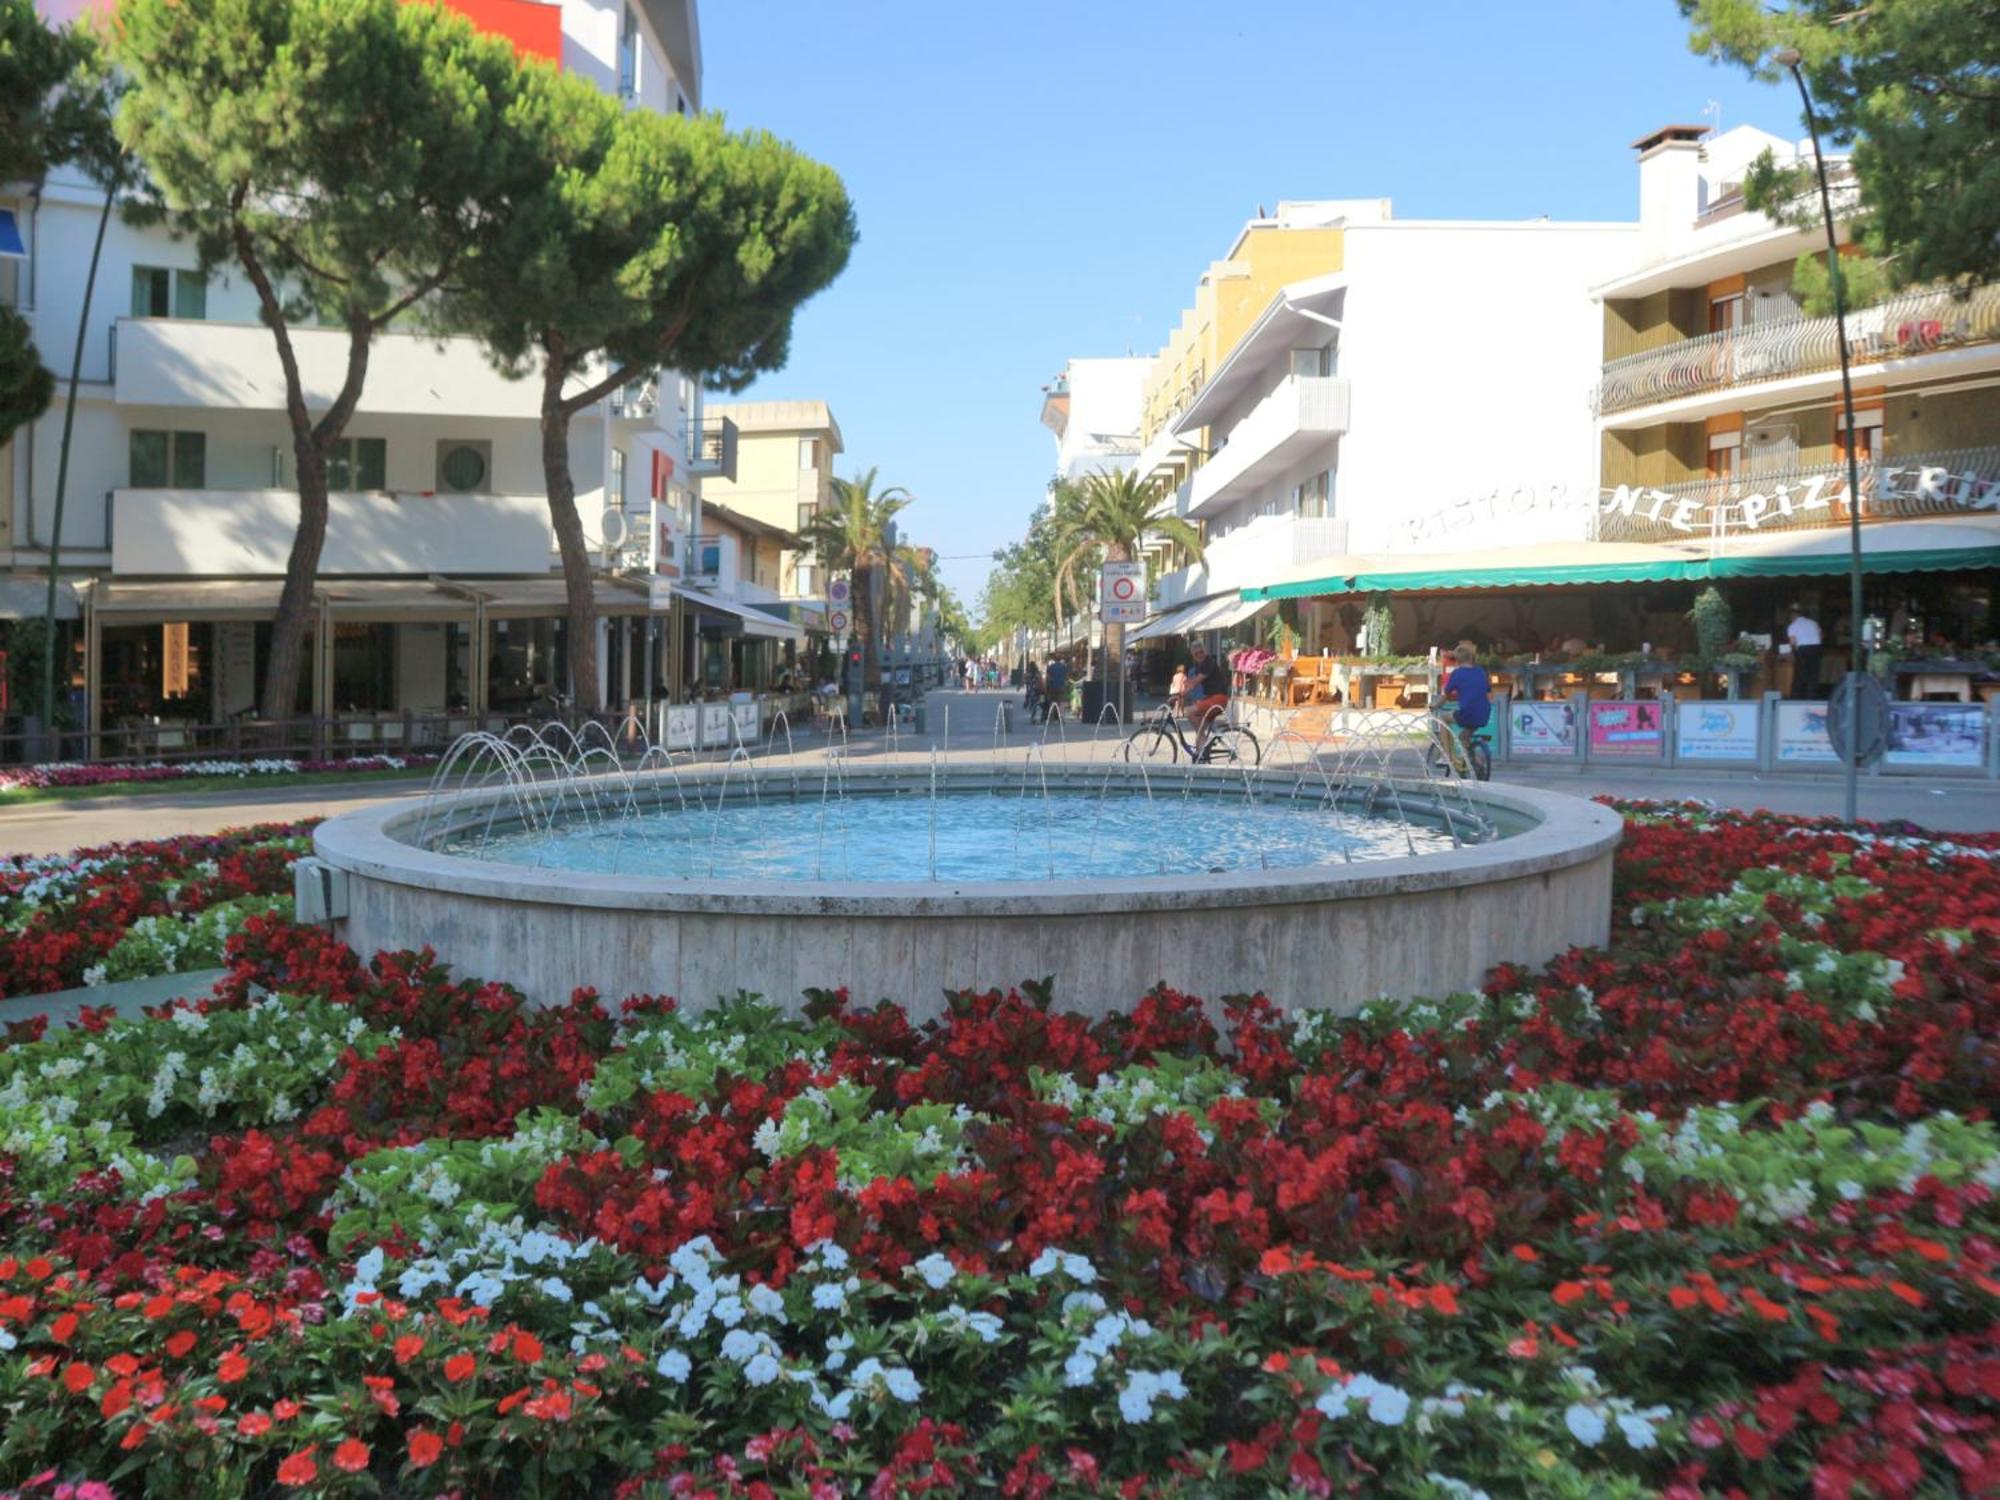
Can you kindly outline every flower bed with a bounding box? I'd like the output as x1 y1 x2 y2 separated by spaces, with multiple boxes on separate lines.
0 826 310 1000
0 805 1997 1496
0 756 430 798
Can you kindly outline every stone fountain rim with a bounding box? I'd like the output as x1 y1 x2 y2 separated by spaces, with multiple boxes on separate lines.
313 763 1622 919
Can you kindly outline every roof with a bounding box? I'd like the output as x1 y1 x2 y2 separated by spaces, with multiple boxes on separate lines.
703 501 805 549
705 400 843 451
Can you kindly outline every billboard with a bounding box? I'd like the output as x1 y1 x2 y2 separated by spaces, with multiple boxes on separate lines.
1509 701 1578 757
1774 702 1841 765
1885 702 1985 770
1586 701 1665 761
1675 701 1760 763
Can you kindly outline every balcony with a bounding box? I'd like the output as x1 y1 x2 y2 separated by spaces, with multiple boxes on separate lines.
1595 282 2000 420
687 414 739 482
1156 514 1350 603
1185 375 1350 518
1596 445 2000 544
110 488 553 576
112 318 546 420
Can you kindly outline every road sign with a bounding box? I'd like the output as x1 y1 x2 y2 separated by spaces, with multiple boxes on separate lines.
828 576 851 608
1100 562 1146 624
828 609 850 634
1827 671 1890 768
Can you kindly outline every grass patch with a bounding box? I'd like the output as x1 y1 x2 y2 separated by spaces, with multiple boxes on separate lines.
0 764 436 807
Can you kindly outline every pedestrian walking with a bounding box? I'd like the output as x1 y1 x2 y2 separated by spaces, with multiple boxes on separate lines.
1787 603 1824 699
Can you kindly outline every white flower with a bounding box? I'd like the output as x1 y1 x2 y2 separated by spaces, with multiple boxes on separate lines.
1616 1411 1659 1450
882 1367 921 1402
912 1252 956 1290
710 1295 744 1327
720 1329 759 1364
1062 1350 1098 1388
743 1352 781 1387
824 1334 853 1372
747 1283 786 1321
1565 1403 1607 1447
811 1282 848 1311
537 1277 574 1303
655 1349 691 1383
353 1247 386 1287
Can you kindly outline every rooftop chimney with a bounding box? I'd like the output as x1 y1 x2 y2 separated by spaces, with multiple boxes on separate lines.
1633 124 1709 264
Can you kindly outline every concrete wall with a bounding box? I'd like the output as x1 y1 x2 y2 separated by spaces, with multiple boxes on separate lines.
1338 220 1635 556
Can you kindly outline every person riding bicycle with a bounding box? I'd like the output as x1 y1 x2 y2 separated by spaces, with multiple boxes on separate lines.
1183 641 1230 753
1440 642 1491 758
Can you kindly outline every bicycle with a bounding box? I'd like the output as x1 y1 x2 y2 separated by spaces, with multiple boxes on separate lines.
1424 704 1493 782
1120 701 1261 766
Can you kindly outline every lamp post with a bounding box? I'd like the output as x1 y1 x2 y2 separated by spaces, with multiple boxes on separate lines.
1775 46 1866 824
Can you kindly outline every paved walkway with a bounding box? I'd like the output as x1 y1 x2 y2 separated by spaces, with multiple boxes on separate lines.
4 690 1998 855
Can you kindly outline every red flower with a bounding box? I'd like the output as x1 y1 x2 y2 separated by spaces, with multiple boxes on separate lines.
512 1332 544 1364
59 1362 94 1394
407 1430 444 1468
276 1447 318 1487
444 1353 477 1383
333 1438 371 1474
393 1334 424 1364
164 1330 197 1359
237 1413 272 1438
217 1350 250 1384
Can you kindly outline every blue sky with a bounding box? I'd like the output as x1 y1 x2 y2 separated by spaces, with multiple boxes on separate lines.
703 0 1796 606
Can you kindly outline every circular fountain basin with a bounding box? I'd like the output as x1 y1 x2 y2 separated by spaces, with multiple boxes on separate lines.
312 763 1620 1018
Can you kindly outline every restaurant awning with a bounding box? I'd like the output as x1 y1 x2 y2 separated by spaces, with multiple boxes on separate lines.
1244 519 2000 599
671 584 806 642
1127 600 1207 642
0 576 79 621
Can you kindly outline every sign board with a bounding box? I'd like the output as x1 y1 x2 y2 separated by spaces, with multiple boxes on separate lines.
828 609 850 635
1885 702 1984 769
1509 701 1578 757
699 703 732 748
662 703 698 751
1774 702 1841 764
1675 701 1759 762
162 622 191 697
1100 562 1146 624
828 576 851 608
730 699 759 744
1827 673 1891 767
1586 701 1665 760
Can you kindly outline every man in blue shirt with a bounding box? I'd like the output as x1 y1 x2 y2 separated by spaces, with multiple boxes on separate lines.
1442 642 1491 754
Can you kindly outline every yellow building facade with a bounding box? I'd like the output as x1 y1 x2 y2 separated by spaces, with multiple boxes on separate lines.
699 401 844 602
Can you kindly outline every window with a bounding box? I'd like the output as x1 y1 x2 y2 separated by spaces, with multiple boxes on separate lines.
799 437 819 469
609 447 626 506
130 266 206 319
328 437 387 491
797 502 816 533
618 4 639 98
129 430 205 488
1835 408 1883 465
1294 470 1333 518
435 440 491 494
1707 433 1739 482
1290 346 1334 378
1709 295 1743 334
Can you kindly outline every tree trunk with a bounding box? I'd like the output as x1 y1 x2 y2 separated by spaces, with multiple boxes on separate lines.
854 559 877 695
259 437 330 723
541 365 599 715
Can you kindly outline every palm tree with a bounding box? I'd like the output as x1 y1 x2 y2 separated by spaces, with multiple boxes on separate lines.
1053 469 1204 713
801 467 911 704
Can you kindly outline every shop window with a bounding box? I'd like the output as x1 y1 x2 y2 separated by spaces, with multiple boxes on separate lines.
328 437 387 491
130 266 206 319
129 429 205 489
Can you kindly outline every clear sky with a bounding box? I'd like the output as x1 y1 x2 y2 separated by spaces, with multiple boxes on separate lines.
702 0 1795 607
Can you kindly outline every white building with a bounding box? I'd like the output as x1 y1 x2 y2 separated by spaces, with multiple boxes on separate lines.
1039 357 1148 483
2 0 726 749
1137 200 1634 645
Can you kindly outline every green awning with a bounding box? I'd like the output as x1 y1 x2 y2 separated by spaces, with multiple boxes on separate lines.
1244 544 2000 599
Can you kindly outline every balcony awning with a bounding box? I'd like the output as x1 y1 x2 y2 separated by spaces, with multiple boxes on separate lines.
1245 519 2000 599
0 209 25 260
1126 601 1206 642
671 583 805 642
0 577 78 621
1197 594 1275 631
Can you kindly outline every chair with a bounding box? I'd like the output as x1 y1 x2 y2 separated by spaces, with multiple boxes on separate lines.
1287 656 1328 707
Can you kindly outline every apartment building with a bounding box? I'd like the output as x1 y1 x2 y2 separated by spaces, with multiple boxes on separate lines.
698 400 843 604
2 0 728 751
1586 123 2000 664
1132 200 1632 650
1040 357 1149 483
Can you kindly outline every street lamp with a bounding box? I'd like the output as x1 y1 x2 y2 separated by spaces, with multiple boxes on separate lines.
1774 45 1866 824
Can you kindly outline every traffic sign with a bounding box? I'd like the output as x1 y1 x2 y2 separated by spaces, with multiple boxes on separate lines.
1100 562 1145 623
828 576 851 608
828 609 850 634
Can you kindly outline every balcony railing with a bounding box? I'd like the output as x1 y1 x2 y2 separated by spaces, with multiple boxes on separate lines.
1186 374 1349 516
1596 445 2000 543
688 415 739 482
1595 282 2000 417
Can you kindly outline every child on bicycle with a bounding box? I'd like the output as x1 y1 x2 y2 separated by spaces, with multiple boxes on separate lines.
1441 642 1491 755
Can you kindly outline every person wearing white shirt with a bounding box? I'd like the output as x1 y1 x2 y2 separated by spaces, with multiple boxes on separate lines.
1786 604 1824 698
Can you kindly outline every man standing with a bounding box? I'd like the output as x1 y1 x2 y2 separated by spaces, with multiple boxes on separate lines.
1787 604 1824 699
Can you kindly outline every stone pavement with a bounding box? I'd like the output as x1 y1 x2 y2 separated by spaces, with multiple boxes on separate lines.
4 689 1998 857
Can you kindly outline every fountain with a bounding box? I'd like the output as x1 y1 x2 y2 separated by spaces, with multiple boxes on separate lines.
309 717 1619 1018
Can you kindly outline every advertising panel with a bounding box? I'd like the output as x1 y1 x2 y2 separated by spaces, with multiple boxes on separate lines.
1884 702 1985 770
700 703 733 749
663 704 698 752
1586 701 1665 761
1509 701 1578 758
1774 702 1841 765
1675 701 1760 762
730 699 760 744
